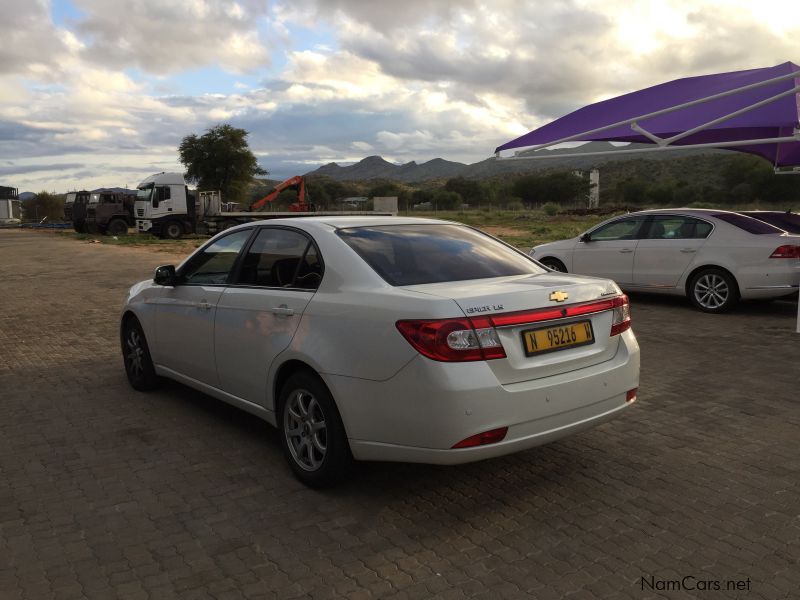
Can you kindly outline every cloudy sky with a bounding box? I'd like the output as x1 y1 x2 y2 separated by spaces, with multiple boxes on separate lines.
0 0 798 192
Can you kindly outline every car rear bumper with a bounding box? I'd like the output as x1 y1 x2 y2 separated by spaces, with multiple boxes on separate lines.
326 329 640 464
348 392 632 464
738 264 799 299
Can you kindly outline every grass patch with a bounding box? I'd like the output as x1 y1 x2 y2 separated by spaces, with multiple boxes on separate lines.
408 210 620 251
55 230 209 252
50 209 625 254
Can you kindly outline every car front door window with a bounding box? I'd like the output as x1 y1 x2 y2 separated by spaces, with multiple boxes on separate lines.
153 229 252 386
181 230 252 285
591 217 647 241
572 218 647 285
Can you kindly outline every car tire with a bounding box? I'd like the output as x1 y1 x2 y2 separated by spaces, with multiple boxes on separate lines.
541 257 567 272
161 221 183 240
107 218 128 236
121 317 160 391
278 370 352 487
688 268 739 313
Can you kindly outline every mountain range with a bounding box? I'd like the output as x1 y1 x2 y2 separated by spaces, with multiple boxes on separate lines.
305 141 730 182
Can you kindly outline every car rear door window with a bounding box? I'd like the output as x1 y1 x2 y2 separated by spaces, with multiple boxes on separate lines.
180 229 252 285
645 216 713 239
235 228 322 290
338 224 544 286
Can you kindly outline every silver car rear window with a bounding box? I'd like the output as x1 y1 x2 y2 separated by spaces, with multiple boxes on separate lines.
712 212 784 234
338 224 545 286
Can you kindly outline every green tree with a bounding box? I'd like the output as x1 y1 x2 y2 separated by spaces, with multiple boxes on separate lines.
179 124 266 204
647 183 675 206
617 179 648 205
304 180 331 209
432 190 462 210
411 189 435 207
367 181 403 198
444 177 486 206
23 191 63 221
512 172 589 206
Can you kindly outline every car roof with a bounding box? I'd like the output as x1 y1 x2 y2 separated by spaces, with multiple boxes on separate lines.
739 210 798 215
623 208 733 218
244 216 457 230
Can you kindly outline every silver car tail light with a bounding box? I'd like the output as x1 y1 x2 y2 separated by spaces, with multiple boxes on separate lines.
396 317 506 362
486 294 632 337
610 295 632 336
397 295 632 362
769 245 800 258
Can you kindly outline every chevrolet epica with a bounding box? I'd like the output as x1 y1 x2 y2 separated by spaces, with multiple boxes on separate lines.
121 217 640 486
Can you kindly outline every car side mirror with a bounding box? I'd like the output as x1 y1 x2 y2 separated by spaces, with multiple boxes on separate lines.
580 233 592 242
154 265 176 286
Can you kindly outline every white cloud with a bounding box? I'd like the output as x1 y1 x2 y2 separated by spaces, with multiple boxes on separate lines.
0 0 70 78
73 0 272 74
1 0 799 191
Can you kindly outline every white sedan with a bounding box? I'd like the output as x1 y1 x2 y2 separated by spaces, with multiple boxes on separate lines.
121 217 640 486
531 209 800 312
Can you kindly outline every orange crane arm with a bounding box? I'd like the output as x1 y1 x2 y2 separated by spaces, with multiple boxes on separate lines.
250 176 306 211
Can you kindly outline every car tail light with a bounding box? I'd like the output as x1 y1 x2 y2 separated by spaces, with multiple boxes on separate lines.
609 295 631 336
397 295 631 362
769 245 800 258
452 427 508 448
396 317 507 362
626 388 638 403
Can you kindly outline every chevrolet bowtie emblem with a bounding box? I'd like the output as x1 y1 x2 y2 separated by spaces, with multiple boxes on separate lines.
549 291 569 302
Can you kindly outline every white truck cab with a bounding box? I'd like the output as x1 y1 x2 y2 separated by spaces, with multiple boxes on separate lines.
135 172 195 239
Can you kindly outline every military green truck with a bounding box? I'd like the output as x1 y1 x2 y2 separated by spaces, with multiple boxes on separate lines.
65 190 91 232
84 190 136 235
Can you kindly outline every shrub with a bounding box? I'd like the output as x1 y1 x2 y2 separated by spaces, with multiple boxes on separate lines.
541 202 560 216
506 200 524 211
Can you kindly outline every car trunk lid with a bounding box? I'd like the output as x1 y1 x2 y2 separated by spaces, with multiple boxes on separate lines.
401 273 626 384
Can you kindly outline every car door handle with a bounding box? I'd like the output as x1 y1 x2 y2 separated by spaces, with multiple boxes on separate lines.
271 305 294 316
680 248 696 253
619 248 633 253
198 300 213 311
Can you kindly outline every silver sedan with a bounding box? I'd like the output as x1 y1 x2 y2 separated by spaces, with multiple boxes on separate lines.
121 217 640 486
531 209 800 312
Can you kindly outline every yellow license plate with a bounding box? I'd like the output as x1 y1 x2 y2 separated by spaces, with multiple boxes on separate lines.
522 320 594 356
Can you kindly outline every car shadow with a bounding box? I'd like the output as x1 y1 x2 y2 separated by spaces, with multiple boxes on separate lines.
148 377 597 500
626 291 798 316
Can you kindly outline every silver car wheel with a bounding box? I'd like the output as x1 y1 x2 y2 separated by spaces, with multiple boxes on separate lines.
125 328 145 378
693 273 729 309
284 389 327 472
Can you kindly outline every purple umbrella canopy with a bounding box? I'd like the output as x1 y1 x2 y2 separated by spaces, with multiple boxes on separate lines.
496 62 800 168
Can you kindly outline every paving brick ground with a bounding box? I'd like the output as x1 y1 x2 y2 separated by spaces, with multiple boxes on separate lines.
1 228 798 600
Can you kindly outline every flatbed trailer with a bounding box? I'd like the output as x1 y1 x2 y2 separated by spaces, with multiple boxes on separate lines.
134 173 396 239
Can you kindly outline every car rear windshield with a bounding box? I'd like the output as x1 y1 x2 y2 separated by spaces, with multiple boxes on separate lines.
337 224 545 286
741 212 800 233
712 212 785 234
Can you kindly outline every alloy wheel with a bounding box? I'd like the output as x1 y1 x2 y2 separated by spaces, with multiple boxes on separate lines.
125 328 145 378
284 389 327 471
693 273 729 309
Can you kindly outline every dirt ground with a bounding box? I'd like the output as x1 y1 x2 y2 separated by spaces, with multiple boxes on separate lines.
1 228 799 600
